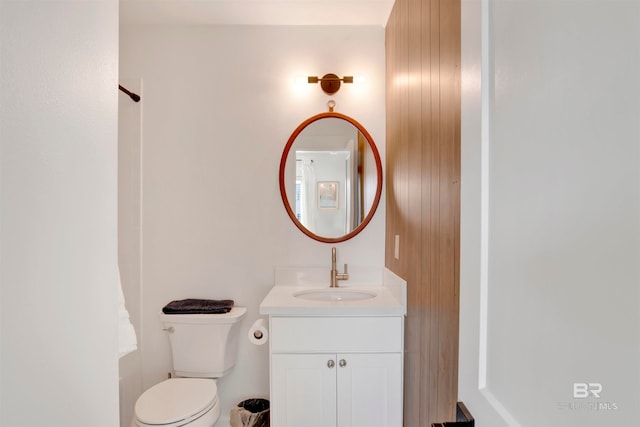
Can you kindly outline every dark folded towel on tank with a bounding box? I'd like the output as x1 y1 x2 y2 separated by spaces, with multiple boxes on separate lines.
162 298 234 314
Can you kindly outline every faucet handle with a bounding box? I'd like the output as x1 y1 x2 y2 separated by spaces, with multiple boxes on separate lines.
336 264 349 282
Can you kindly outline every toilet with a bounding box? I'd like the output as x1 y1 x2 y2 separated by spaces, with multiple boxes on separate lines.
132 306 247 427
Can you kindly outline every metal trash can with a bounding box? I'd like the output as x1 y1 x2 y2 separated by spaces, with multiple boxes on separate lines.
230 398 270 427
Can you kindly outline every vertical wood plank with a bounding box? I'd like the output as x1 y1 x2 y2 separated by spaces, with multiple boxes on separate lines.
385 3 397 270
450 1 462 416
406 0 423 424
420 0 434 423
438 0 451 420
439 0 461 421
425 0 442 424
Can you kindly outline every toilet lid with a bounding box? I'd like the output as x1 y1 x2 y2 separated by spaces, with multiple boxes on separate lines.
135 378 218 426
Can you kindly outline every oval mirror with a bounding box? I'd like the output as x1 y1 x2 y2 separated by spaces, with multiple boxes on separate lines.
279 111 383 243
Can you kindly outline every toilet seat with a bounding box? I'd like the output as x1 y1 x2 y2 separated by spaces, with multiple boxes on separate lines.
134 378 219 427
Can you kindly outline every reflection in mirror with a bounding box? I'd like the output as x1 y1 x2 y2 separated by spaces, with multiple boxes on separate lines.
279 112 382 243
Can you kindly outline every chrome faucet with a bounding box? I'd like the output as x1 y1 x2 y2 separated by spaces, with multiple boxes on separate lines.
330 247 349 288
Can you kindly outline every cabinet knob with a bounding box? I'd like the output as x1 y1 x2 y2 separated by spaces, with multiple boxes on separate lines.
327 360 335 368
339 359 347 367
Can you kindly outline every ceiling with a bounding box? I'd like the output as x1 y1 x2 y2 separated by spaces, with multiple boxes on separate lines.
120 0 396 27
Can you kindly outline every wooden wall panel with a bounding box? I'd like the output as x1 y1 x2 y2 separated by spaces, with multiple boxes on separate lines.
385 0 461 425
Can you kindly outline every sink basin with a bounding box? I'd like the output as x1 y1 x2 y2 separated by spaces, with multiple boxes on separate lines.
293 288 377 302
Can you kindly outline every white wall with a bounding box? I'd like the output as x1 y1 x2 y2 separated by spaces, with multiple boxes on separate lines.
460 1 640 426
0 1 120 426
118 78 143 426
119 25 385 424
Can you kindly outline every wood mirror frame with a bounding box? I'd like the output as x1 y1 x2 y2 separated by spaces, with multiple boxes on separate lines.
279 111 383 243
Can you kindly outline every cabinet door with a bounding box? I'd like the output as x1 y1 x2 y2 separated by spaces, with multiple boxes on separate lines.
272 353 338 427
336 353 403 427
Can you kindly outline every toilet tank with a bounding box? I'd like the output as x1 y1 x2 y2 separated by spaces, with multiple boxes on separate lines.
159 307 247 378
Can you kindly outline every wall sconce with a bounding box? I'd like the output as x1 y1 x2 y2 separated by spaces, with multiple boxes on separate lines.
307 73 354 95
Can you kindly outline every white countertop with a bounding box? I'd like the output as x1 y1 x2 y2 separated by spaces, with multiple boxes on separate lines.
259 267 407 316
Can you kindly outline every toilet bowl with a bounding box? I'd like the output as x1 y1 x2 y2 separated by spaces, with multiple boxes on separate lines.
131 306 247 427
132 378 221 427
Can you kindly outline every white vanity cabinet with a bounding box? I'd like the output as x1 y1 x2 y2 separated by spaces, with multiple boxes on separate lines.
268 316 404 427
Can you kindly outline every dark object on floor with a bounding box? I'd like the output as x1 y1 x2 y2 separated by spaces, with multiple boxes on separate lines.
431 401 474 427
162 298 234 314
230 398 270 427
